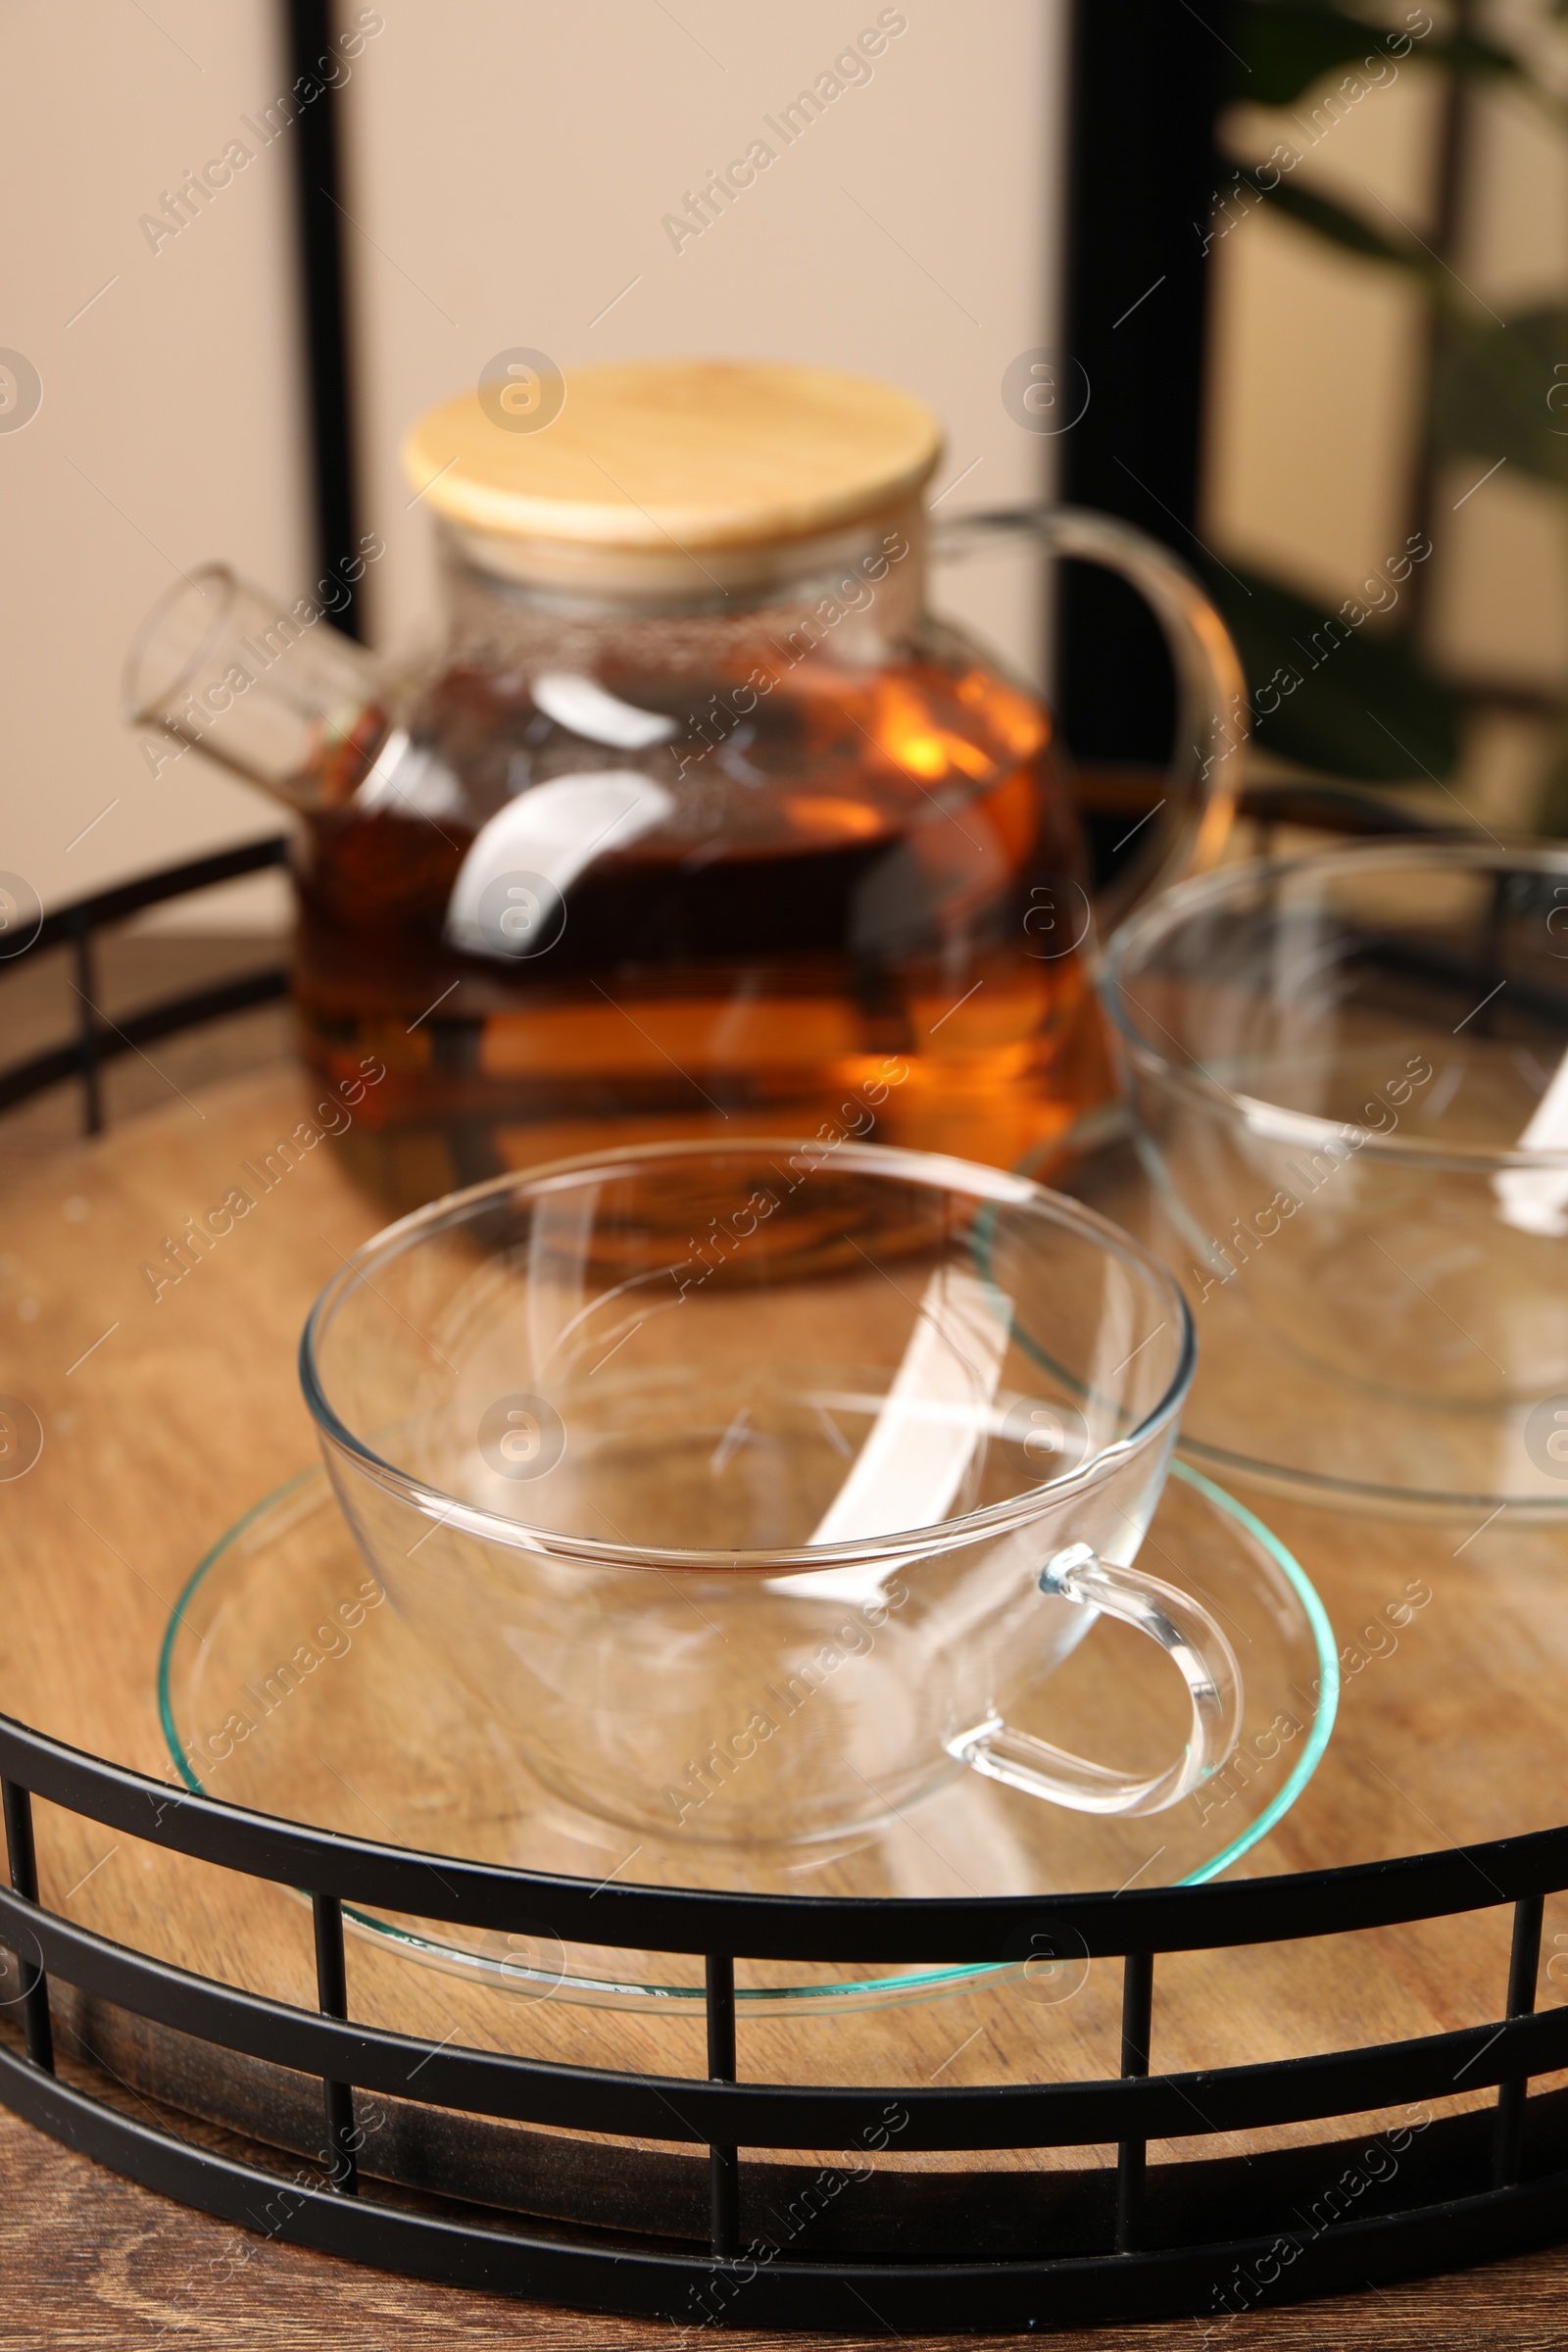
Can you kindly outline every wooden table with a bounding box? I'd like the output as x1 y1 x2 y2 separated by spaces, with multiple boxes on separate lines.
8 2099 1568 2347
4 1048 1568 2344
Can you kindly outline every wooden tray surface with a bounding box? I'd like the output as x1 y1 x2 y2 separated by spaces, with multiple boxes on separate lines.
1 1069 1565 2221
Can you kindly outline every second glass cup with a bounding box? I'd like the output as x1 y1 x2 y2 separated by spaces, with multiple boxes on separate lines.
1102 842 1568 1411
302 1139 1239 1848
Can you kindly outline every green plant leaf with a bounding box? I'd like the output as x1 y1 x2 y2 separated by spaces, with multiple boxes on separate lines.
1430 308 1568 488
1237 170 1412 265
1230 0 1536 107
1230 2 1391 104
1237 170 1512 337
1200 560 1462 782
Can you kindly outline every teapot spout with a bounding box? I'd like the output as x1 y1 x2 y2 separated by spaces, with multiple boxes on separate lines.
123 564 388 812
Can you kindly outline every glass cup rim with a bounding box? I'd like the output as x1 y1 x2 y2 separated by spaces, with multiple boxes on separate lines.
1100 839 1568 1174
299 1137 1197 1573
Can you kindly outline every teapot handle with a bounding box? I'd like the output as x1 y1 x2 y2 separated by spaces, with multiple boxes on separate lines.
929 506 1246 932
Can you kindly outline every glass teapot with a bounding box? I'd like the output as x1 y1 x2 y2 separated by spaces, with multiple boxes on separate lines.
125 361 1242 1202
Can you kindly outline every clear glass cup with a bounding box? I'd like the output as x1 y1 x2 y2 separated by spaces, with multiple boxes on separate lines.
301 1139 1239 1847
1102 841 1568 1407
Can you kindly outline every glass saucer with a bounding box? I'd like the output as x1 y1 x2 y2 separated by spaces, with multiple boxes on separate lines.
1026 1103 1568 1523
158 1461 1335 2016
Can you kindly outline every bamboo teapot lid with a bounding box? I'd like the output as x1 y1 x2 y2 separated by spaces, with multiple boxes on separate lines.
401 358 942 595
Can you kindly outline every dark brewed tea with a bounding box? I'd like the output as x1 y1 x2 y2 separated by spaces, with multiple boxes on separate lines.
125 362 1240 1206
292 646 1109 1187
125 367 1241 1213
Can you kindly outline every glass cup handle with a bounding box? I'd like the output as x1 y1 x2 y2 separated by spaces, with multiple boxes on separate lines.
948 1542 1243 1817
929 504 1247 932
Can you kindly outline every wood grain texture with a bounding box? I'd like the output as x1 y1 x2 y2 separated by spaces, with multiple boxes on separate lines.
401 360 942 554
8 2104 1568 2348
4 1067 1568 2340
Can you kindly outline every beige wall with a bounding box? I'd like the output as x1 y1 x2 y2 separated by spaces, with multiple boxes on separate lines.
1 1 310 918
346 0 1062 677
1 0 1062 924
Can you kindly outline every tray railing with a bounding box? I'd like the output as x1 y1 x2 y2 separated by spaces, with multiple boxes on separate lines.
6 813 1565 2334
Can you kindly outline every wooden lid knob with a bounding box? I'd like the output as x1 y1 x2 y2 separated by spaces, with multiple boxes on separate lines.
401 359 943 562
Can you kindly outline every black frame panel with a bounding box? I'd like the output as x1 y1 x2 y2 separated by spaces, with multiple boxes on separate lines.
1056 0 1230 776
